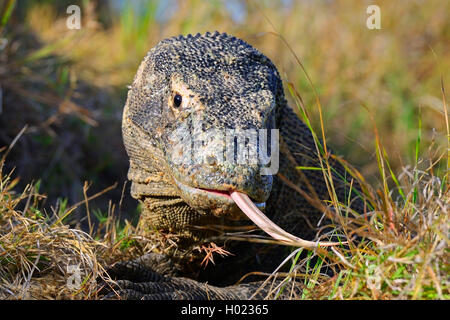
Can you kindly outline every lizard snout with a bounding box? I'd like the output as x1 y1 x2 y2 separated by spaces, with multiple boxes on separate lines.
169 160 272 219
165 119 274 218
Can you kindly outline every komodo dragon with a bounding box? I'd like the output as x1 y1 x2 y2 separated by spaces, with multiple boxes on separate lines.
102 31 364 299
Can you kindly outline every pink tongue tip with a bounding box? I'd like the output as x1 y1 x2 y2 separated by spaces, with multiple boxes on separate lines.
230 191 341 249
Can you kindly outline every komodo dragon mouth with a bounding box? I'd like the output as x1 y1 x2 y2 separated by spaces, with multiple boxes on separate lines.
174 178 338 249
173 177 266 220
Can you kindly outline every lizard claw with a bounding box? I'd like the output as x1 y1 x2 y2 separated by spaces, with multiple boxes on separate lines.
101 277 219 300
98 254 247 300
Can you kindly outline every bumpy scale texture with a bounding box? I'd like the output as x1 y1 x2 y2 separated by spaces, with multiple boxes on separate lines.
110 31 364 300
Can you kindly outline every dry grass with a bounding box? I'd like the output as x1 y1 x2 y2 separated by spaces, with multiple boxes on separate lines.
0 132 142 299
0 153 102 299
273 165 449 300
0 148 155 299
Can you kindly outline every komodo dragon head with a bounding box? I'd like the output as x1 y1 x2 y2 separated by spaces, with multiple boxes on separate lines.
122 32 288 236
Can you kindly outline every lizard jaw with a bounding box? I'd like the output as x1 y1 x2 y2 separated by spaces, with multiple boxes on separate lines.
199 188 267 211
173 178 266 219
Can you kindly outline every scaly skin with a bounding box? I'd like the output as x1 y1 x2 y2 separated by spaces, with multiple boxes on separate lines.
105 32 364 299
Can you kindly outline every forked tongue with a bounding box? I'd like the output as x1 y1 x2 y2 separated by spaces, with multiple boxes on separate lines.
230 191 342 249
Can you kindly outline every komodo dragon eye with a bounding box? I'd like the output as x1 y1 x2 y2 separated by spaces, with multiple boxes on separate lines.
173 93 182 108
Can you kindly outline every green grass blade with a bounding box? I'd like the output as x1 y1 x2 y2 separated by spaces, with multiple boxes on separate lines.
0 0 16 28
